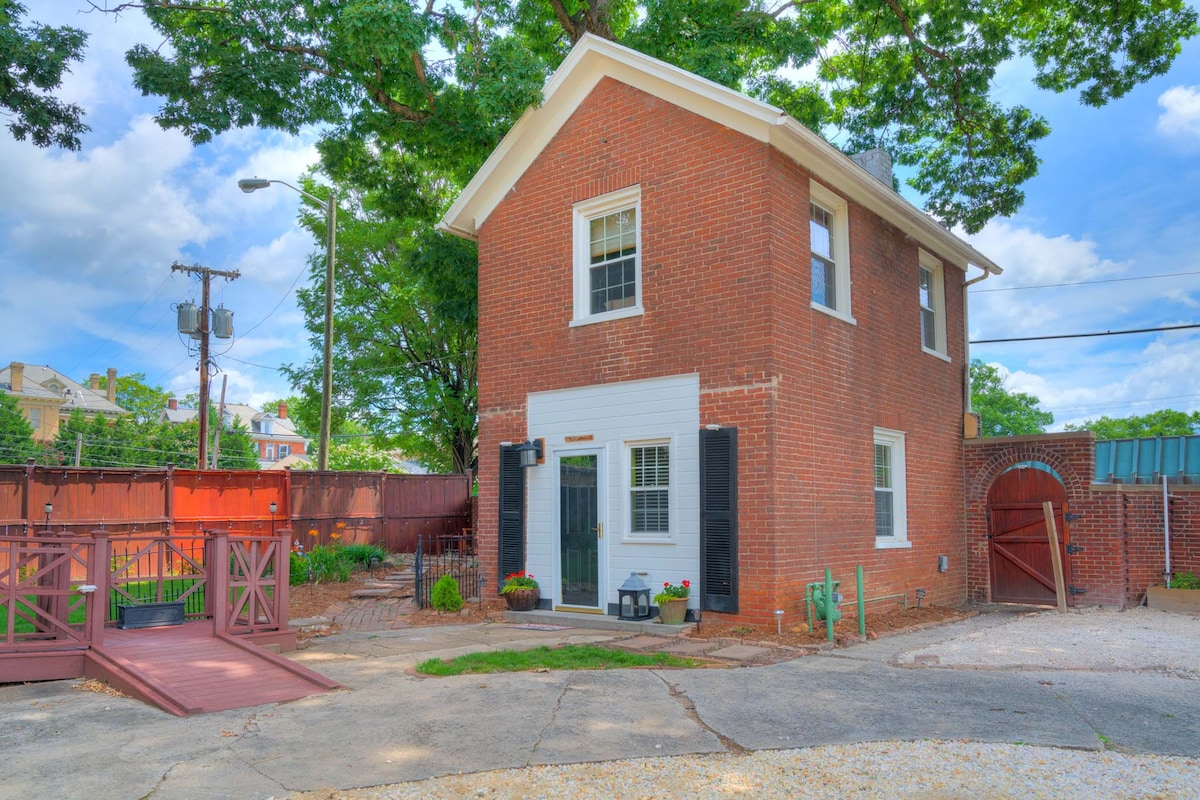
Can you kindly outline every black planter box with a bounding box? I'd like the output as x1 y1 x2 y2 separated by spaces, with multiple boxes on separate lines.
117 601 186 629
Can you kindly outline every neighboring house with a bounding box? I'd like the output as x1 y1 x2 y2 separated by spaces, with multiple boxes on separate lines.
0 362 126 442
163 400 307 468
439 36 1002 625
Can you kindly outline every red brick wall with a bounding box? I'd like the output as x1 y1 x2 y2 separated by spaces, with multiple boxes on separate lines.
965 432 1200 606
476 77 970 624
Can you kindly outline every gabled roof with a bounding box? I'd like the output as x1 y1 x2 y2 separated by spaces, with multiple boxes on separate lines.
0 364 126 415
163 402 304 440
438 34 1001 275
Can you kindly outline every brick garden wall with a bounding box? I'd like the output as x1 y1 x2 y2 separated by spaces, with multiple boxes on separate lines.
476 77 973 625
965 432 1200 606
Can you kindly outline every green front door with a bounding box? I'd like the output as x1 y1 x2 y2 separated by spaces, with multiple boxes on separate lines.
559 453 601 608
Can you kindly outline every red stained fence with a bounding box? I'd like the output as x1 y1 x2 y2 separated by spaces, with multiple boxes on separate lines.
0 464 472 552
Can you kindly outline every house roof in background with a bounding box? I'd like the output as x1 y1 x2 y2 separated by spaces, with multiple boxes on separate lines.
438 34 1001 276
0 363 126 415
163 402 305 440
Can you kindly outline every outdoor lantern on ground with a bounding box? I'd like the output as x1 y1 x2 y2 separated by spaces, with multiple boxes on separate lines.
618 572 652 620
269 501 277 534
43 502 52 530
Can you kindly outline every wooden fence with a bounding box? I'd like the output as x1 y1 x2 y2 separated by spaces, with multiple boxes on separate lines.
0 464 472 554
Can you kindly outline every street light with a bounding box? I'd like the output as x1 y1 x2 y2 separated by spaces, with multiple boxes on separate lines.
238 177 336 470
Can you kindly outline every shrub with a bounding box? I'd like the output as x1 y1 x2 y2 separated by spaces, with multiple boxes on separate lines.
1173 571 1200 590
307 544 353 583
430 574 464 613
340 543 387 568
289 551 311 585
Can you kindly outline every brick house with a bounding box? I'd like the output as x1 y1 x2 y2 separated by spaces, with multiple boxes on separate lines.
440 36 1002 625
163 399 306 468
0 362 125 442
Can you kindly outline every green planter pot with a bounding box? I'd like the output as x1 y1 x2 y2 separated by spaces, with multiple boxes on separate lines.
504 588 540 612
657 598 688 625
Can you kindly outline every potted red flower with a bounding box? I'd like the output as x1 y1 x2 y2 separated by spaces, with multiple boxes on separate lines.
654 579 690 625
501 571 540 611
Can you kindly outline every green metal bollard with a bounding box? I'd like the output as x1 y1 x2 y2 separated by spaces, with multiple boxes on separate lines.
824 568 834 641
857 565 865 636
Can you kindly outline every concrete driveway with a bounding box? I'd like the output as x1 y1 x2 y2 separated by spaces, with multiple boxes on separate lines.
3 607 1198 799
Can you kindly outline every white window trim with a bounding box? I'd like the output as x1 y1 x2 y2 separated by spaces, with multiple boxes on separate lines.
919 249 949 361
571 185 643 327
809 181 855 325
873 427 911 549
622 436 675 543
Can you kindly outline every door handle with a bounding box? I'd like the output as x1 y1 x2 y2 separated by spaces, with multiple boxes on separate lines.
593 522 603 539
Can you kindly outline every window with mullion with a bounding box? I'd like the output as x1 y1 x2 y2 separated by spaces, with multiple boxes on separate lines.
874 442 894 538
630 444 669 534
919 266 937 351
589 208 637 314
810 202 837 308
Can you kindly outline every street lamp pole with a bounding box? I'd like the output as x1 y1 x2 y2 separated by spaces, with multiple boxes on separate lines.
238 177 336 470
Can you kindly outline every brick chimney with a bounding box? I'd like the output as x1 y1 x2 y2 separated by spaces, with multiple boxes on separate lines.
106 368 117 403
168 398 179 411
8 362 23 393
850 148 894 188
278 401 287 419
89 373 100 390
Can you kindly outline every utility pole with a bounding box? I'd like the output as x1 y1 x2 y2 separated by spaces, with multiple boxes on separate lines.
211 373 228 469
172 263 239 470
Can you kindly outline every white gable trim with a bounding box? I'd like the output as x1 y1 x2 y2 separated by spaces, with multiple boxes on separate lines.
438 34 1001 277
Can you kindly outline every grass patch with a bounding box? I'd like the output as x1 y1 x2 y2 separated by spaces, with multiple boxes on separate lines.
416 644 701 676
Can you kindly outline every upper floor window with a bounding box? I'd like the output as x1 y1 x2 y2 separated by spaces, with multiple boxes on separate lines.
572 186 642 326
28 407 40 428
278 444 290 459
809 182 852 321
919 250 947 358
629 441 670 535
264 442 275 460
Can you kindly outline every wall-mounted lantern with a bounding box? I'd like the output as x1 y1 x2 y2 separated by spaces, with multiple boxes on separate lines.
516 439 544 468
43 502 52 530
269 501 278 534
618 572 652 620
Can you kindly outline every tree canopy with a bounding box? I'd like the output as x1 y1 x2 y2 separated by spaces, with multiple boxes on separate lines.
970 359 1054 438
1 1 89 149
1065 409 1200 439
96 372 173 425
115 0 1198 233
0 391 38 464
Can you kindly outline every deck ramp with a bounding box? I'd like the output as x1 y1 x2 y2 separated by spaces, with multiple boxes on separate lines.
86 623 341 716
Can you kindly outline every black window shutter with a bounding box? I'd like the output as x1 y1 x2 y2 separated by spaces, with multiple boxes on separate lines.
497 444 526 588
700 427 738 613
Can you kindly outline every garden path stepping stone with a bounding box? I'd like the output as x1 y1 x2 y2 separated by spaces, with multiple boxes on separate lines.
609 635 672 651
707 644 772 661
659 640 717 656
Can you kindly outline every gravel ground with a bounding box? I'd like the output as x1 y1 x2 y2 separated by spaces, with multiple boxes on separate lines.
294 608 1200 799
896 607 1200 676
302 742 1199 799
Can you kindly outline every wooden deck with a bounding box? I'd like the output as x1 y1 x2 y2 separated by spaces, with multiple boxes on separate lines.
85 622 342 716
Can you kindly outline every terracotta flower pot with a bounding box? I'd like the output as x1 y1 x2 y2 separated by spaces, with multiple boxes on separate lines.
657 597 688 625
504 587 540 612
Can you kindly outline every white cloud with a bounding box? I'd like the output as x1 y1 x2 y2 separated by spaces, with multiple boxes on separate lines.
1157 86 1200 138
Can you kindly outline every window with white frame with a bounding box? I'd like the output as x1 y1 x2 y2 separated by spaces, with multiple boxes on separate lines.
919 250 947 357
28 407 40 429
278 444 290 459
809 181 851 319
873 428 909 547
572 186 642 325
629 442 670 535
264 443 275 460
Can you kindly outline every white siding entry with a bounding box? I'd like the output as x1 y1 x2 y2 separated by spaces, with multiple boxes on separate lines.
526 373 701 612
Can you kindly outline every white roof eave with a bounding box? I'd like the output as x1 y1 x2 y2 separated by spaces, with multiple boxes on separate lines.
438 34 1002 276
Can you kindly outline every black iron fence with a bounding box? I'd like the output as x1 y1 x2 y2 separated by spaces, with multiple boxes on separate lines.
414 531 479 609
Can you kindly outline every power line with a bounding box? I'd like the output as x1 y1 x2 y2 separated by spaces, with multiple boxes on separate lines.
970 269 1200 293
971 322 1200 344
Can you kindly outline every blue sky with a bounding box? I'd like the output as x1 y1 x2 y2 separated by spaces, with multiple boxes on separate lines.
2 5 1198 430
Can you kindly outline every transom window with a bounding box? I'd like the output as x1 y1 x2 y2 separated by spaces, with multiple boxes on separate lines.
573 186 643 325
919 250 947 357
630 443 669 534
808 181 852 321
874 428 909 548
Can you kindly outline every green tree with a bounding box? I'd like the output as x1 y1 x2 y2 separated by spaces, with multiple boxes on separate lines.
284 174 477 474
214 415 260 469
293 438 405 472
970 359 1054 437
1065 409 1200 440
115 0 1197 233
96 372 173 425
1 1 89 149
0 391 38 464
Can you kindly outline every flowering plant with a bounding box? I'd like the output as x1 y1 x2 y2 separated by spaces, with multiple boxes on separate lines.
501 571 539 594
654 579 690 605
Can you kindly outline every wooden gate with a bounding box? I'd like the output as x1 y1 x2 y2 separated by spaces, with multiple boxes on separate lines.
987 465 1072 606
